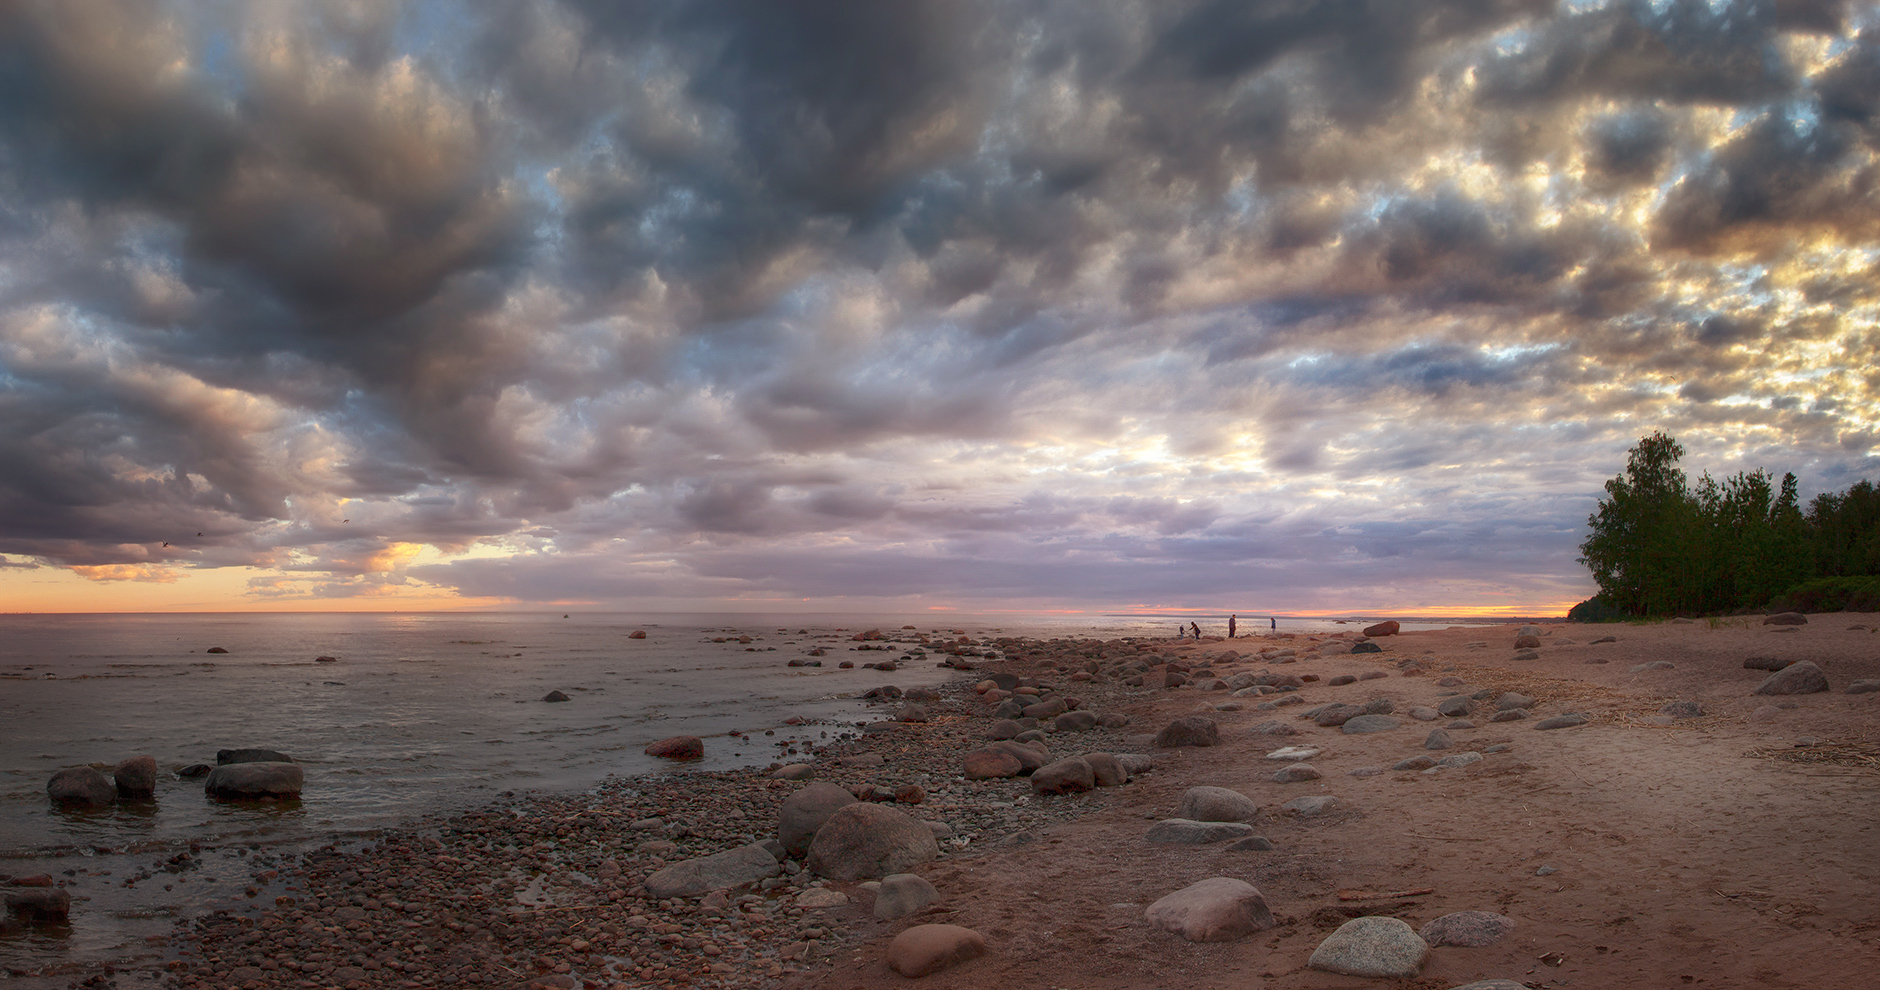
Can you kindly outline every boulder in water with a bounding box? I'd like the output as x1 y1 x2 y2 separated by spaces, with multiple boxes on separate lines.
113 755 158 799
644 736 703 758
205 762 303 800
47 767 115 809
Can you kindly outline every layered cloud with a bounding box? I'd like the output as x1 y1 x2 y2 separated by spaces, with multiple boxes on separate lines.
1 0 1874 613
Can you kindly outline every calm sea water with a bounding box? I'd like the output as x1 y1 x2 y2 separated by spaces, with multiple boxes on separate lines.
0 610 1491 979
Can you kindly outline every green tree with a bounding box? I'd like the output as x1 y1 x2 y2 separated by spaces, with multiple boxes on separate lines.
1579 432 1697 615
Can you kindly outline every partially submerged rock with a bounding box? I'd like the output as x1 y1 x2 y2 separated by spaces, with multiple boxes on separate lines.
47 767 115 809
205 762 303 800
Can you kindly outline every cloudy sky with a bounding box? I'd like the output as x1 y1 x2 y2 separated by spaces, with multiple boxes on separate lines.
0 0 1874 615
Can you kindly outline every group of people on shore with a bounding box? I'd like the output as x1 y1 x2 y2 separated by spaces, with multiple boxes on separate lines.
1175 613 1275 639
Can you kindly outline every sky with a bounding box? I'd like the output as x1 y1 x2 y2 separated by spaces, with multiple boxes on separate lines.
0 0 1876 616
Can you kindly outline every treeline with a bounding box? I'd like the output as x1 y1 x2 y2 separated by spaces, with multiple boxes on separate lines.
1573 432 1880 619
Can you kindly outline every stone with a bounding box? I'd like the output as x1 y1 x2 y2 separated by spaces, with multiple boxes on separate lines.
1249 719 1300 736
897 704 930 722
1363 620 1400 637
1083 752 1128 786
838 752 887 767
1052 710 1099 732
1393 756 1437 771
1341 715 1401 734
1496 692 1536 711
1146 818 1255 844
983 740 1049 773
1114 753 1155 776
1272 763 1320 783
1437 695 1473 717
1419 910 1514 947
1513 633 1542 649
1031 757 1096 795
1264 745 1321 761
1447 982 1532 990
216 748 292 765
112 755 158 800
772 763 816 780
1535 714 1589 730
1308 916 1429 977
886 924 986 978
644 736 703 759
806 803 940 880
1489 709 1529 722
1511 649 1541 661
1436 751 1483 768
1590 635 1617 644
1630 661 1675 672
1022 697 1068 719
643 843 780 897
875 873 940 919
204 762 303 799
47 767 115 809
1328 674 1358 686
1228 835 1276 851
1848 680 1880 695
1313 703 1367 727
1360 670 1388 680
777 782 859 857
1176 786 1259 822
1424 729 1453 750
1763 612 1808 625
1145 877 1275 942
1744 655 1793 671
987 719 1022 739
1280 795 1339 816
628 630 647 639
1659 700 1704 717
542 690 571 702
1756 661 1829 695
1351 641 1383 654
1407 705 1441 721
1154 715 1220 747
795 887 850 909
4 887 72 921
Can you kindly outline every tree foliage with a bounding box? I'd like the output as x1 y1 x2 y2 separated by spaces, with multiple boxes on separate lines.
1578 433 1873 617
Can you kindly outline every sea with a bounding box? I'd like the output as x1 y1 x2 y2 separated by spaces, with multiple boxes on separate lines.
0 610 1499 980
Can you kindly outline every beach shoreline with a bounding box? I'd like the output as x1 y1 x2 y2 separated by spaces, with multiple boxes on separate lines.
15 615 1880 989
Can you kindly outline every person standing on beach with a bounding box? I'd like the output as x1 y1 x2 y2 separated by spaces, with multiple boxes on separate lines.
1190 621 1201 640
1229 614 1237 638
1271 617 1277 631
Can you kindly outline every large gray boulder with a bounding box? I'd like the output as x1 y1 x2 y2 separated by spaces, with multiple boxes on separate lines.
113 755 158 800
1145 877 1275 942
1174 786 1258 822
777 782 858 857
204 762 303 799
642 842 780 898
806 803 940 880
1308 916 1429 977
48 767 115 809
1755 661 1829 695
1419 910 1514 947
216 748 293 765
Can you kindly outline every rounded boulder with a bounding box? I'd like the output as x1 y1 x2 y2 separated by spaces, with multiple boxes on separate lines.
1175 785 1258 822
48 767 115 809
113 755 158 799
1154 715 1220 747
777 782 858 857
204 762 303 800
806 803 940 880
1030 756 1095 795
886 924 986 978
1309 916 1429 977
644 735 703 758
1146 877 1274 942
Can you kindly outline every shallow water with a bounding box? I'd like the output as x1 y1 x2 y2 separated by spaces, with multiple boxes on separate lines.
0 609 1490 977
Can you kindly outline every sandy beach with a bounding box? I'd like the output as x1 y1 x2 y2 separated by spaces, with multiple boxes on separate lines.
43 613 1880 990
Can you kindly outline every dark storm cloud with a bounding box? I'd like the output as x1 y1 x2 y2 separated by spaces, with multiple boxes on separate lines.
1 0 1875 609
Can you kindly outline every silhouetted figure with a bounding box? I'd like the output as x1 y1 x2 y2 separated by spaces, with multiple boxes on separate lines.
1229 614 1237 638
1190 621 1201 640
1271 617 1277 631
